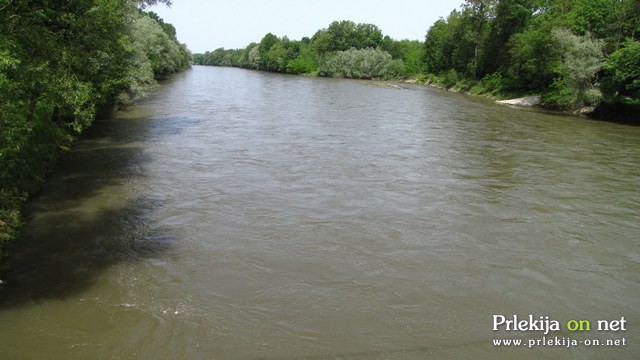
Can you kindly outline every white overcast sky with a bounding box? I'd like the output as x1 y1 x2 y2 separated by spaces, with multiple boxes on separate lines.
149 0 464 53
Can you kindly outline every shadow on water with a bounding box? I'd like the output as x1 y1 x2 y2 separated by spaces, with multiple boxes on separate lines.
0 117 177 309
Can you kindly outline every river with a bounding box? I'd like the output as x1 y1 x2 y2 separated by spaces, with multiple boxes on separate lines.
1 66 639 359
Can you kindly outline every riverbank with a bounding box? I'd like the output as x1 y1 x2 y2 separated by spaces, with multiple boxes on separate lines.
0 4 192 264
0 78 186 263
402 76 639 124
495 94 638 124
496 96 541 107
203 63 638 124
0 120 73 261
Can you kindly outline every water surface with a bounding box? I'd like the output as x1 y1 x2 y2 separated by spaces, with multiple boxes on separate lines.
1 66 639 359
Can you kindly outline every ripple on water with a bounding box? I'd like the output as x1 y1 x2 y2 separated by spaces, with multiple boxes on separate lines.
1 66 639 359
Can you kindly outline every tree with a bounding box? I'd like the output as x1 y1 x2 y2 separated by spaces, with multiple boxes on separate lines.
506 28 556 90
286 42 318 74
354 23 384 49
0 0 192 256
602 39 640 98
569 0 612 39
259 32 280 70
316 20 384 54
264 42 287 72
449 10 477 76
424 17 455 74
461 0 497 79
481 0 532 75
311 29 331 57
545 27 605 108
247 45 261 69
145 11 178 39
137 0 172 9
326 20 358 52
602 0 639 51
319 48 394 79
382 37 423 74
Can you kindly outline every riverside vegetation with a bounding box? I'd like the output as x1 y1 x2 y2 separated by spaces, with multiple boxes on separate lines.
0 0 191 258
194 0 639 118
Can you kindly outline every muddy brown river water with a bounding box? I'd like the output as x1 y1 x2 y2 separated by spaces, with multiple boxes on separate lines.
1 66 639 359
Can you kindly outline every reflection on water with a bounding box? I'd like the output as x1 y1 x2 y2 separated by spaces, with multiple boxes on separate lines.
1 66 639 359
0 119 175 308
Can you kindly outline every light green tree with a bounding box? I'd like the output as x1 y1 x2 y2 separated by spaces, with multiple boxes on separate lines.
549 27 604 108
319 48 394 79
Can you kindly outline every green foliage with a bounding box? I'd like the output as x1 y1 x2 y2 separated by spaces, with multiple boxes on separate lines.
415 73 431 84
542 78 577 110
419 0 636 111
193 19 426 80
194 35 318 74
480 72 505 94
247 45 261 69
286 58 315 74
425 9 478 77
602 39 640 98
549 27 604 108
460 0 497 79
130 14 191 79
424 18 456 74
382 38 423 75
144 11 178 38
480 0 531 75
319 48 394 80
442 69 462 88
137 0 172 8
569 0 612 38
313 21 383 55
0 0 191 258
264 42 288 72
259 33 280 58
506 28 557 91
310 30 332 57
385 59 408 80
195 48 243 67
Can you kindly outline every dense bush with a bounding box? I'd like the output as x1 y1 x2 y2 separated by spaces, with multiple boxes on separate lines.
550 28 604 109
602 39 640 99
481 73 505 94
442 69 461 89
319 48 394 79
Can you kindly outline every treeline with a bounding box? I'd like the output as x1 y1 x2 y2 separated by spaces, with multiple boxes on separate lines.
423 0 639 111
195 0 638 113
193 20 423 80
0 0 191 256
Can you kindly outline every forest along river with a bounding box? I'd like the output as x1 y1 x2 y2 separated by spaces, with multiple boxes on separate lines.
1 66 639 359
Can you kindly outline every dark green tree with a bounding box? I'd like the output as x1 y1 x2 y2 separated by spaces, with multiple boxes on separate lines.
462 0 497 78
424 17 456 74
259 33 280 70
506 28 557 90
480 0 532 75
312 20 384 55
602 39 640 98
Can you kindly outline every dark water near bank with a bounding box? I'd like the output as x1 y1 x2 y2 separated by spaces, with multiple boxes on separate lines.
1 66 639 359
